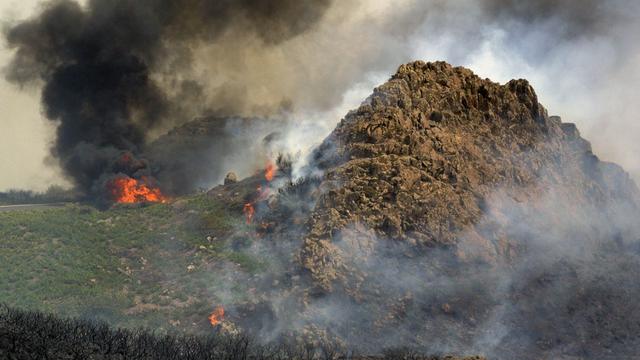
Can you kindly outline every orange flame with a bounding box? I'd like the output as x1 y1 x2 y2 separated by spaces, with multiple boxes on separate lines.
243 203 255 224
265 162 276 182
208 306 225 327
107 176 167 203
239 162 276 225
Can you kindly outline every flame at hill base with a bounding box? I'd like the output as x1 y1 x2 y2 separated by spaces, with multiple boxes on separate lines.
107 176 167 203
209 306 225 327
242 162 277 224
243 203 255 224
265 162 276 181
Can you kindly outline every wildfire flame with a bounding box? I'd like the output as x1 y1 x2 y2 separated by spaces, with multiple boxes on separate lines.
265 162 276 181
243 203 255 224
242 162 276 224
107 176 167 203
208 306 225 327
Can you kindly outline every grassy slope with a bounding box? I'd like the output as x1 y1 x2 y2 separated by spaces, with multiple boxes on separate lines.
0 193 262 334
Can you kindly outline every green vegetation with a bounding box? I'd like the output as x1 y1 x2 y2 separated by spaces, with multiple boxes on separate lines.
0 194 264 334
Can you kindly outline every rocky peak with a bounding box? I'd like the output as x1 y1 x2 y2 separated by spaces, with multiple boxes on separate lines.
301 60 639 290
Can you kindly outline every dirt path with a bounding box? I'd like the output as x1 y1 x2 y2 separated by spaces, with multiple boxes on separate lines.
0 203 68 212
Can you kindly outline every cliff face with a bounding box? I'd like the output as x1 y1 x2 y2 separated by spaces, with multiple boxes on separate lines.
300 61 640 290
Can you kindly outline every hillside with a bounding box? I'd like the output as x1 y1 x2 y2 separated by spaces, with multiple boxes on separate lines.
3 61 640 359
0 194 259 334
205 62 640 357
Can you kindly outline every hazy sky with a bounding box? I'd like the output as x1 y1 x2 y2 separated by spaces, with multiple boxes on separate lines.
1 0 639 191
0 0 60 190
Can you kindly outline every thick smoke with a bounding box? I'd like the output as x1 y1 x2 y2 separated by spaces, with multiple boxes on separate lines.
3 0 640 193
482 0 614 37
3 0 331 199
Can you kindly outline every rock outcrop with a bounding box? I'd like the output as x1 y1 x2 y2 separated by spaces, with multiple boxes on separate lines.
300 61 639 291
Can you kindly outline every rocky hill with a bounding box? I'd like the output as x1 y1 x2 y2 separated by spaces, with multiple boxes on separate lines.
301 60 639 289
208 61 640 358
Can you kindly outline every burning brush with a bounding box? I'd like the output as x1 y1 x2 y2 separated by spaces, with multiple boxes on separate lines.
243 203 256 224
264 162 276 182
242 161 278 225
103 152 168 205
107 175 167 204
208 306 225 327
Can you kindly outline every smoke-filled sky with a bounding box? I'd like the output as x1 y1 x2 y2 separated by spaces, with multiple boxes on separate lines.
1 0 639 191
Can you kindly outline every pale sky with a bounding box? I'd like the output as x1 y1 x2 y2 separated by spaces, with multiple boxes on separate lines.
0 0 67 191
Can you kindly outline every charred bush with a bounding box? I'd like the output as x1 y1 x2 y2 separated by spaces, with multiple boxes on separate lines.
270 176 323 223
0 305 477 359
279 176 322 201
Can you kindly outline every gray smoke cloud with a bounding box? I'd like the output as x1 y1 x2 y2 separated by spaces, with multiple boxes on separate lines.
168 0 640 191
2 0 639 192
1 0 332 199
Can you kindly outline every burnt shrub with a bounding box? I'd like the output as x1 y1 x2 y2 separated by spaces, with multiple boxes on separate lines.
0 305 475 359
0 304 255 359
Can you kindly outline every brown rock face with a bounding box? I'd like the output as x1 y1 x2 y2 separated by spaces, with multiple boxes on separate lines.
300 61 639 290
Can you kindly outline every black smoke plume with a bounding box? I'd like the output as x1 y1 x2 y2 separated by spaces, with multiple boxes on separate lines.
3 0 331 201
